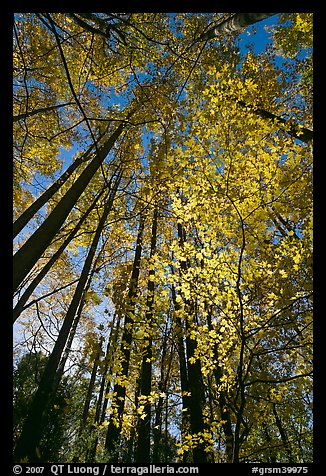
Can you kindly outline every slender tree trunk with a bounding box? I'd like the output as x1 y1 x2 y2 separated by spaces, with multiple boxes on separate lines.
177 224 208 463
105 214 145 461
13 174 121 463
198 13 277 42
87 314 121 463
135 207 158 463
55 246 105 386
206 311 234 462
263 425 277 463
152 322 171 463
56 295 85 379
237 100 313 144
184 314 208 463
81 339 104 427
73 331 104 463
13 187 105 322
95 316 118 425
272 403 294 463
170 281 192 463
13 132 107 238
100 315 122 424
13 101 75 122
13 123 125 293
215 93 313 145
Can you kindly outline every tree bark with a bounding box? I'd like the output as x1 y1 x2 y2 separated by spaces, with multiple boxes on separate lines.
81 338 103 427
206 311 234 462
86 315 118 462
199 13 277 42
13 174 121 463
152 322 171 463
13 123 125 293
272 403 294 463
135 207 158 463
13 133 107 238
105 214 145 461
13 101 75 123
237 100 313 144
170 281 192 462
176 224 208 463
13 187 105 322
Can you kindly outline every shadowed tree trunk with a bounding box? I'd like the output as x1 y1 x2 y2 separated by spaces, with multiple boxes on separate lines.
13 172 122 463
13 123 127 293
105 214 145 461
135 207 158 463
81 338 104 428
13 101 75 123
13 187 106 322
170 280 192 463
176 223 208 463
13 126 110 238
237 100 313 144
206 310 234 462
152 322 172 463
86 314 121 463
273 403 294 463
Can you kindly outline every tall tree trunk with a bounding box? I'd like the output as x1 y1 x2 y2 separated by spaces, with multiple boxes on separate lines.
237 100 313 144
135 207 158 463
13 130 107 238
13 123 125 293
13 187 105 322
13 173 121 463
272 403 294 463
184 313 208 463
105 214 145 461
170 281 192 463
198 13 277 42
87 314 121 463
81 338 104 427
206 310 234 462
100 315 122 424
152 322 172 463
216 93 313 145
177 224 208 463
73 331 104 463
263 425 277 463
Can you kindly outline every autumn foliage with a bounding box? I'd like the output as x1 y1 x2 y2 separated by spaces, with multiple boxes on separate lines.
13 13 313 464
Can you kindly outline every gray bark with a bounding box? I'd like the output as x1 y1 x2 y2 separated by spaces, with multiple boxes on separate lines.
199 13 277 42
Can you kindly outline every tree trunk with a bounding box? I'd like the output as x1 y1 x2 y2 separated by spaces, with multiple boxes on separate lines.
216 93 313 145
13 101 75 123
272 403 294 463
13 187 105 322
237 100 313 144
13 132 107 238
13 123 125 293
199 13 277 41
184 315 208 463
177 224 208 463
135 207 158 463
87 314 121 463
105 214 145 461
170 282 192 463
152 322 171 463
206 311 234 462
13 174 121 463
81 338 103 427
